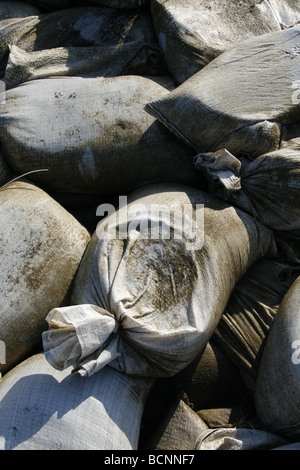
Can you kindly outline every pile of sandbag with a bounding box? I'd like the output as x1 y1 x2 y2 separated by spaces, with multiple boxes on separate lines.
0 0 300 452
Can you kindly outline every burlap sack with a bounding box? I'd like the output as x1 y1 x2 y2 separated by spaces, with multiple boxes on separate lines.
255 276 300 441
0 180 90 375
146 27 300 158
0 353 154 450
42 183 276 379
0 75 199 195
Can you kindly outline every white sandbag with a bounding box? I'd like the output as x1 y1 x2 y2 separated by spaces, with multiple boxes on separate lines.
0 0 42 19
42 183 276 379
0 7 157 56
0 76 200 195
150 0 287 84
4 43 165 89
146 27 300 158
0 180 90 375
194 146 300 231
255 276 300 441
0 353 154 450
212 257 299 393
194 427 288 450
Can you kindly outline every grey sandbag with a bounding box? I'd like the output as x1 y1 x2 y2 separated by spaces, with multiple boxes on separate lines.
42 183 276 379
0 75 200 195
255 276 300 441
194 427 288 450
0 353 154 450
146 26 300 158
212 257 299 393
0 6 157 56
4 43 166 89
0 180 90 376
150 0 294 84
143 398 208 450
0 1 42 19
194 145 300 231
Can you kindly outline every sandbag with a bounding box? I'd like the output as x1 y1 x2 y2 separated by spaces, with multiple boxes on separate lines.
0 7 157 56
212 257 299 393
146 26 300 158
150 0 289 84
0 75 200 195
182 340 248 412
0 180 90 375
194 427 288 450
4 43 165 89
42 183 276 379
255 276 300 441
142 398 208 450
194 146 300 231
0 353 154 450
0 1 42 19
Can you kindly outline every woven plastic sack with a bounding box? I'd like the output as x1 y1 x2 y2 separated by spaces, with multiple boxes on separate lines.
146 26 300 158
0 7 157 56
150 0 291 84
194 146 300 231
0 353 154 450
4 43 165 89
255 276 300 441
0 180 90 375
194 427 288 450
0 75 199 195
212 257 299 393
42 183 276 379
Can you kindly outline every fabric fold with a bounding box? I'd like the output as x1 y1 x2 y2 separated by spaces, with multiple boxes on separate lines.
42 304 119 373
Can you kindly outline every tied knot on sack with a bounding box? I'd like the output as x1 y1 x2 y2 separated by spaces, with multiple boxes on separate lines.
42 304 121 377
194 149 241 193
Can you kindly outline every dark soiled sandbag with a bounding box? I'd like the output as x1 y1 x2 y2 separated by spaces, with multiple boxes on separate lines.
0 145 14 187
150 0 289 84
4 43 166 89
42 183 276 380
0 180 90 376
255 276 300 441
0 353 154 450
194 427 288 450
212 257 299 394
0 6 157 56
146 26 300 158
182 340 248 412
0 1 42 19
194 145 300 231
0 76 200 195
142 397 208 450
